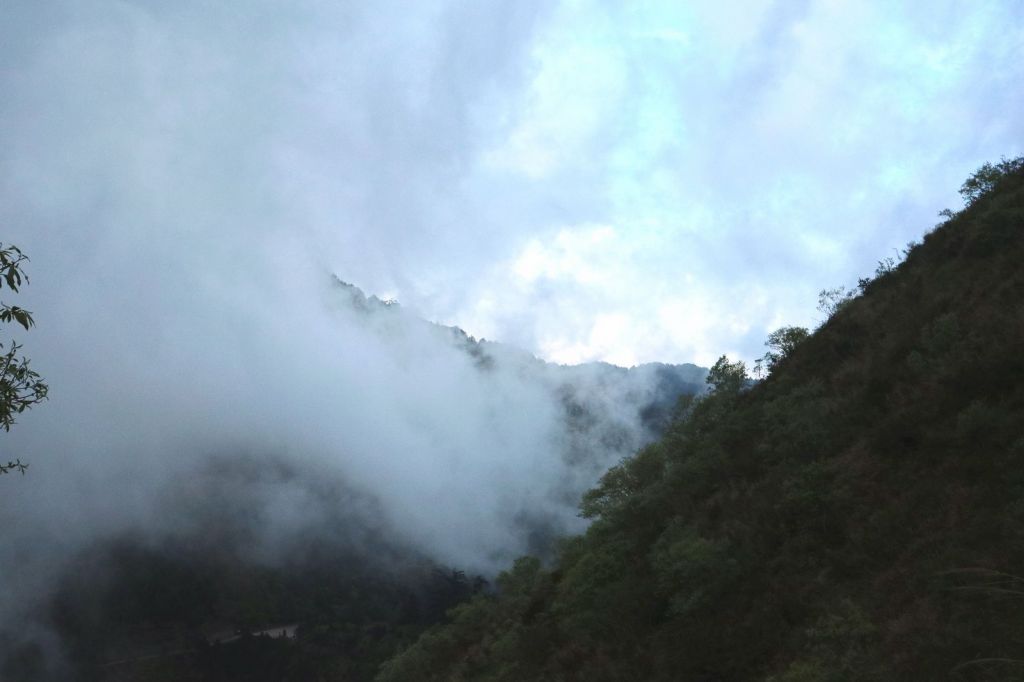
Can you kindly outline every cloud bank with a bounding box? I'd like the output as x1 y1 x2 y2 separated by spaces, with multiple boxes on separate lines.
0 0 561 629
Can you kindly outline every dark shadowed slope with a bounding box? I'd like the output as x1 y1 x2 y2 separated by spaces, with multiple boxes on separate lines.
376 159 1024 681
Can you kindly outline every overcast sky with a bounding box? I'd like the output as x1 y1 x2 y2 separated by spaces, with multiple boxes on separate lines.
3 0 1023 369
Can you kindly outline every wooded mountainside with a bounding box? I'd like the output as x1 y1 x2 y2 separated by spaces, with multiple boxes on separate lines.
376 159 1024 681
5 160 1022 682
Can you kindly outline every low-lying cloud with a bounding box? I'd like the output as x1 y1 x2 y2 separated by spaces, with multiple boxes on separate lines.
3 1 1020 657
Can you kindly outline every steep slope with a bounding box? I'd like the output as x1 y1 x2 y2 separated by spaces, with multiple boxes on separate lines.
376 160 1024 681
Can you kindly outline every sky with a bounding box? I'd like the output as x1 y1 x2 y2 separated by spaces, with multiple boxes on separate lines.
4 0 1022 370
454 0 1024 366
0 0 1023 626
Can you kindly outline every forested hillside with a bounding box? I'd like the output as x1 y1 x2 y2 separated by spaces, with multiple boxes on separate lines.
376 160 1024 681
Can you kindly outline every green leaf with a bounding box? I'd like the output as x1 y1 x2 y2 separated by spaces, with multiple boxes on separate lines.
12 308 33 330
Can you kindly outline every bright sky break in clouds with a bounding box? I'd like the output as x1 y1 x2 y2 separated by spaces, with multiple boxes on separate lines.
457 0 1024 366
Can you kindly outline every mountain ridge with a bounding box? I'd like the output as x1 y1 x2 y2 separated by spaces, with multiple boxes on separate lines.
330 275 708 458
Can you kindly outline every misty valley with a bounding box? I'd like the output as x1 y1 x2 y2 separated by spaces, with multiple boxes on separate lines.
5 159 1024 679
3 2 1024 679
2 279 708 680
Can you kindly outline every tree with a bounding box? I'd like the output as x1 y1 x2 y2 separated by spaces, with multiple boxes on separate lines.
706 355 748 394
0 244 47 474
958 156 1024 206
756 326 810 377
817 286 854 321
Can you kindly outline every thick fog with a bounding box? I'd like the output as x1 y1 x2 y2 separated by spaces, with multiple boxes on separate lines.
0 2 707 643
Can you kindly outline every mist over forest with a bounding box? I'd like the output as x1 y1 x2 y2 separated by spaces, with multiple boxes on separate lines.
0 262 704 673
2 1 1023 680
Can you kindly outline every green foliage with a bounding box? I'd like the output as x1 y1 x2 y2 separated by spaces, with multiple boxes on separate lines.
649 521 739 617
873 254 898 277
0 245 30 295
817 286 854 320
706 354 747 393
579 445 665 520
755 326 810 377
768 600 889 682
377 557 555 682
959 156 1024 205
0 342 48 432
0 243 47 475
43 536 485 681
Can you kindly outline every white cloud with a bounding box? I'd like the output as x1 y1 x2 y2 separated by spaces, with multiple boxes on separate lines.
483 17 629 179
512 224 617 285
445 0 1024 369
